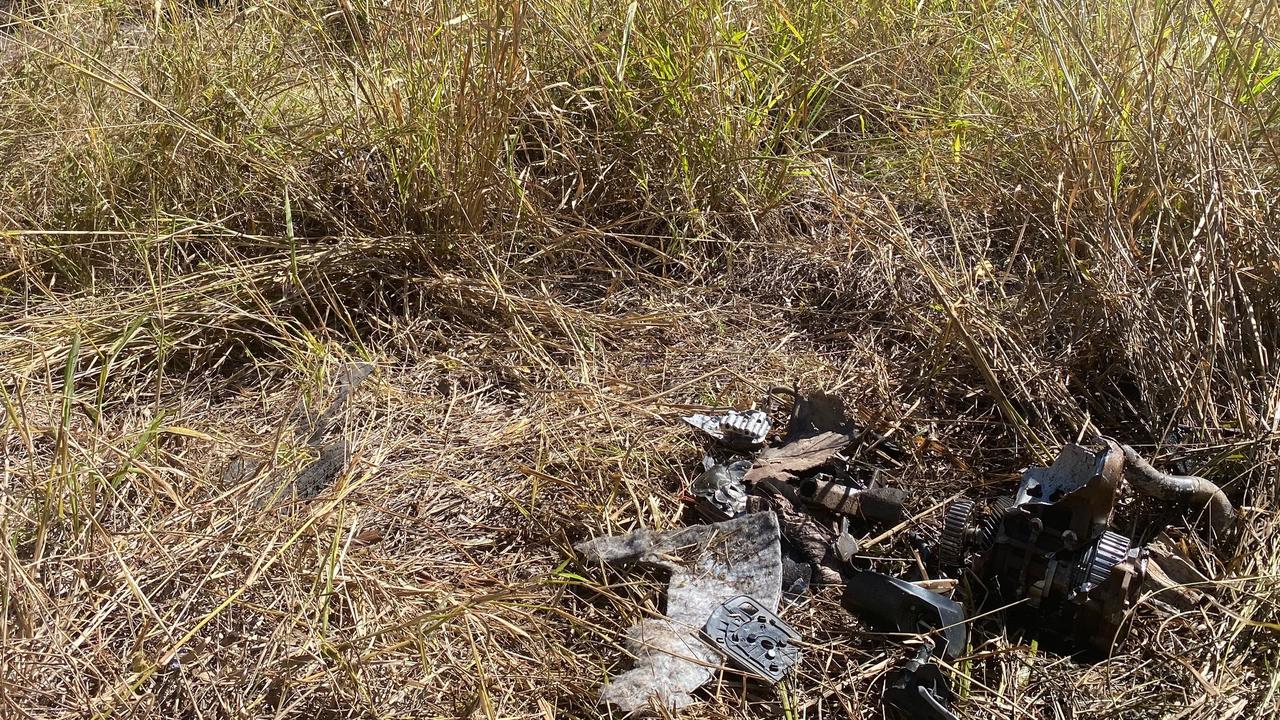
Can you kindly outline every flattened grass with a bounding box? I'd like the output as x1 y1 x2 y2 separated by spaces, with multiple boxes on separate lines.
1 0 1278 717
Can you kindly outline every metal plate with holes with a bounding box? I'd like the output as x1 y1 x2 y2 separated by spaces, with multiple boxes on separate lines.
702 595 801 682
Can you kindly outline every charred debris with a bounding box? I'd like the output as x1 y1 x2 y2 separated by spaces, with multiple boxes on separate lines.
575 389 1236 716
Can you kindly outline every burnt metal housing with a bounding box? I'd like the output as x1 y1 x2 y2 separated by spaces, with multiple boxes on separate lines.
943 441 1148 656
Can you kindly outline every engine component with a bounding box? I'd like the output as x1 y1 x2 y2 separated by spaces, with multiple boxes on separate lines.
842 571 968 659
884 645 959 720
938 499 976 566
939 495 1015 568
702 595 802 682
940 439 1237 655
942 441 1148 656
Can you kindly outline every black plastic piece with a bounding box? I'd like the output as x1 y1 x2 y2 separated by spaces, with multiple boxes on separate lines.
842 571 967 659
885 646 959 720
781 390 851 442
702 595 801 682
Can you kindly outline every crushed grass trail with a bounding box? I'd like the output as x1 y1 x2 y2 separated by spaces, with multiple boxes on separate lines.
2 0 1279 717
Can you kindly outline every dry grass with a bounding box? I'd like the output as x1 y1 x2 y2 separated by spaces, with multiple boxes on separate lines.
2 0 1279 717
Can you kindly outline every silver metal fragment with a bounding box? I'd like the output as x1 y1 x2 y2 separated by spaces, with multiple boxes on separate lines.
690 456 752 519
833 517 860 563
683 409 770 448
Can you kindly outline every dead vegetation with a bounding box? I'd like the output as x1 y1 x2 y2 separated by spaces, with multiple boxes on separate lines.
1 0 1279 717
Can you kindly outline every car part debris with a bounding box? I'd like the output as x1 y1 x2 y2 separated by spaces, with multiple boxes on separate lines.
799 476 907 524
690 456 751 520
755 481 843 584
833 517 860 563
842 571 967 659
677 389 913 593
938 498 977 567
574 512 784 713
940 441 1147 655
772 388 851 441
1118 442 1234 535
683 409 770 449
884 645 959 720
744 431 851 484
702 595 801 681
780 554 813 598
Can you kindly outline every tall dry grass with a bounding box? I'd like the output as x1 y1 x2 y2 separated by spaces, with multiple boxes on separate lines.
1 0 1278 717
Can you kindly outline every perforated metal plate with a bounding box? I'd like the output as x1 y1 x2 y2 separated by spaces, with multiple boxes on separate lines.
702 595 801 682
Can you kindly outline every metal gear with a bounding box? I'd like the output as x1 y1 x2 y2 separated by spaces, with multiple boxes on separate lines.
1082 530 1132 591
939 499 975 566
972 495 1014 553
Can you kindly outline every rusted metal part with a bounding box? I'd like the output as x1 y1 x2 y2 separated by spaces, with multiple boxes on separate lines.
800 477 906 524
945 442 1149 656
935 437 1234 654
1013 440 1125 546
1117 442 1235 536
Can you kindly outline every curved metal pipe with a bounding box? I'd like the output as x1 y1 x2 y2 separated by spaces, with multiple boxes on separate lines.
1119 444 1234 535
